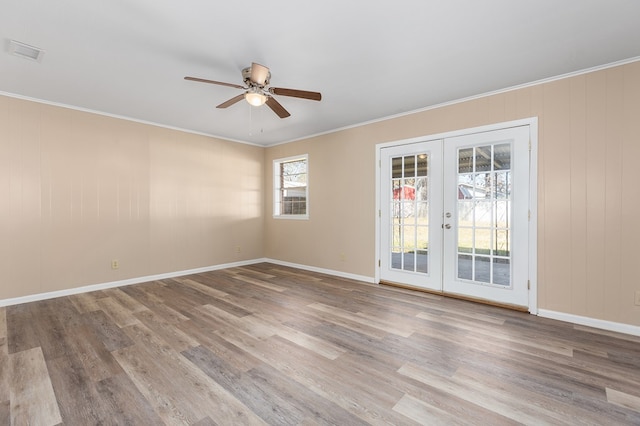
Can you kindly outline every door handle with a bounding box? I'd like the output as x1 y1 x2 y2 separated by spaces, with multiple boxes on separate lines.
444 224 451 229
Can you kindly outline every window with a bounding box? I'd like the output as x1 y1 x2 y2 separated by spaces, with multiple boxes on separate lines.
274 155 308 219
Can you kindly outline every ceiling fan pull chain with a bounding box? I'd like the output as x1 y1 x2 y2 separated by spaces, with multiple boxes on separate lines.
249 102 253 136
259 105 264 134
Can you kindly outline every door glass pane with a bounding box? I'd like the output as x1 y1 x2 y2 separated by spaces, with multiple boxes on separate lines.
475 146 492 172
415 178 428 202
416 250 428 273
392 220 401 247
403 251 415 271
494 171 510 198
456 143 512 286
493 258 510 285
404 177 416 192
391 202 401 221
493 143 511 170
389 154 430 274
391 247 402 269
417 154 428 177
474 228 491 255
494 230 509 256
474 201 492 228
417 226 428 252
392 157 403 178
474 173 490 195
458 254 472 280
458 227 472 253
495 200 509 228
404 155 415 177
392 179 401 198
458 201 473 226
458 148 473 173
474 256 491 283
416 202 429 221
404 225 416 249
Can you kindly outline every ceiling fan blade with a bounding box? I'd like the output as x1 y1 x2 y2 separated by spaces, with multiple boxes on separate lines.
250 63 270 86
216 94 245 109
269 87 322 101
184 76 245 90
266 97 291 118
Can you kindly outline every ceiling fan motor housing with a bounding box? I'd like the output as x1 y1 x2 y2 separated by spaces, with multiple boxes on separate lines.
242 66 270 87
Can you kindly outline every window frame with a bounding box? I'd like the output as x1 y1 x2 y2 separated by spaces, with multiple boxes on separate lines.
273 154 309 220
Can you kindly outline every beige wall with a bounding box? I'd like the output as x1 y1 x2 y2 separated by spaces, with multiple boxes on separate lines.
2 60 639 328
0 96 263 300
265 60 640 327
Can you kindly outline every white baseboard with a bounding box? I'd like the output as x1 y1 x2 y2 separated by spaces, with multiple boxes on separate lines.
264 258 375 284
0 258 373 307
0 258 266 307
538 309 640 337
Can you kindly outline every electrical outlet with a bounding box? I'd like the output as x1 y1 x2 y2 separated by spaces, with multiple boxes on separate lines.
340 253 346 262
111 259 119 270
635 291 640 306
236 246 241 254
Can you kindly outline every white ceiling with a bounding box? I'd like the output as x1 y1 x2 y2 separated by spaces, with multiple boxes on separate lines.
2 1 640 146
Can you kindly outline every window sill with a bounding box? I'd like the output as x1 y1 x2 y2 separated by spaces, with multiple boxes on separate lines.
273 215 309 220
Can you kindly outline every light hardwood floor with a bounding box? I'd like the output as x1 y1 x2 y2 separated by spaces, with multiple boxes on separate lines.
1 263 640 425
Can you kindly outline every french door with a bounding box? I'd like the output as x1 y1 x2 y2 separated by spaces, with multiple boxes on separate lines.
379 140 443 291
380 125 531 308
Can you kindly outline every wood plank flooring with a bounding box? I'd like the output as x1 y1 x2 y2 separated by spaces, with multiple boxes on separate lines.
2 262 640 425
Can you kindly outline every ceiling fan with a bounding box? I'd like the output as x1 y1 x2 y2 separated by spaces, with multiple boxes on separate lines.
184 63 321 118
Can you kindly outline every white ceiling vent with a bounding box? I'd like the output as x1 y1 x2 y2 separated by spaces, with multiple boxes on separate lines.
8 39 45 62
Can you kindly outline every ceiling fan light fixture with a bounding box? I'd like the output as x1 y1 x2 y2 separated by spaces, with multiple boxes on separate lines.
245 89 267 107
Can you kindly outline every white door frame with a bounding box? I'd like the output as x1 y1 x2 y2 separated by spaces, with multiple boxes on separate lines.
375 117 538 314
